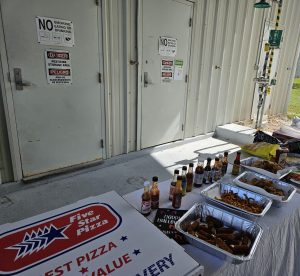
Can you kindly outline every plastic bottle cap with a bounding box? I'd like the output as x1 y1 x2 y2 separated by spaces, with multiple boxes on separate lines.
182 166 187 170
152 176 158 182
174 169 180 174
224 151 229 156
207 157 212 161
215 157 220 161
189 163 194 167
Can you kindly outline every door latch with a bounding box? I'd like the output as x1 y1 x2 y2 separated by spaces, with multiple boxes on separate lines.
13 68 32 90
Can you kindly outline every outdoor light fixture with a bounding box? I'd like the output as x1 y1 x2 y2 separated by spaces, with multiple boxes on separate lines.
254 0 271 8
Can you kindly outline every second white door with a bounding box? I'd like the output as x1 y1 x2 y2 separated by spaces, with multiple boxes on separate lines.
141 0 193 148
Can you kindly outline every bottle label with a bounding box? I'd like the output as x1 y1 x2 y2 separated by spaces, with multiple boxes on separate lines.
194 173 203 185
203 171 211 183
169 185 175 200
231 164 240 175
141 200 151 214
221 164 228 175
278 153 287 166
172 193 182 208
151 194 159 209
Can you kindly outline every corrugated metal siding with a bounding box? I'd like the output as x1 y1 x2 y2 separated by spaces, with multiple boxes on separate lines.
269 0 300 115
104 0 300 156
186 0 263 137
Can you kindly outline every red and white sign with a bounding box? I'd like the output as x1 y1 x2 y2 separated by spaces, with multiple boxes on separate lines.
45 49 72 85
161 59 174 82
0 191 201 276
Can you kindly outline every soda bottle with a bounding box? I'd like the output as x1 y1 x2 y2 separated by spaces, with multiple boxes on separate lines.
150 176 160 209
231 152 241 176
203 157 212 184
169 169 179 201
141 181 151 216
221 151 229 175
172 175 183 209
181 166 187 196
186 163 194 192
194 155 204 187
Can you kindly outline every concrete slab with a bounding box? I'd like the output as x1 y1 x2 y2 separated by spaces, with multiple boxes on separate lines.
0 137 241 225
215 123 256 145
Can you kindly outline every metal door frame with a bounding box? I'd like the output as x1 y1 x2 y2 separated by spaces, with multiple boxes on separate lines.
0 1 106 181
136 0 194 150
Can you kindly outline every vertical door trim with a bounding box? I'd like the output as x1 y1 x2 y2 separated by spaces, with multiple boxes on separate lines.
0 5 22 181
101 0 113 158
136 0 142 150
97 0 107 159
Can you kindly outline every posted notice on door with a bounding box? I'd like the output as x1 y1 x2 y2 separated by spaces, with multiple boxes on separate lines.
45 49 72 85
159 36 177 57
36 16 74 47
161 59 174 82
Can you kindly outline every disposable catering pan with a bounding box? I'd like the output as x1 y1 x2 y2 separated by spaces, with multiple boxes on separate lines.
201 183 272 217
240 156 292 179
234 171 296 207
175 201 263 264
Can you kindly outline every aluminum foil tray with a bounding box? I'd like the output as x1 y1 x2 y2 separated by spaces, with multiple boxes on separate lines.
234 171 296 206
240 156 292 179
175 201 263 264
201 183 272 217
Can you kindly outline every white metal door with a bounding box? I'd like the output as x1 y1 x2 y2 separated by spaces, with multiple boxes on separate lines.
251 22 281 120
0 0 104 177
141 0 193 149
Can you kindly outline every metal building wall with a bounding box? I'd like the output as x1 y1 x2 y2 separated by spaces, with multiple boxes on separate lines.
269 0 300 115
102 0 137 157
185 0 265 137
103 0 300 157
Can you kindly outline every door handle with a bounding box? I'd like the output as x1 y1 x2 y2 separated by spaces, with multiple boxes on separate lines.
144 72 149 87
14 68 32 90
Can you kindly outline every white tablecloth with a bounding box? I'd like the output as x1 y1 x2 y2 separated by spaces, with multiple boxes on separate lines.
123 178 300 276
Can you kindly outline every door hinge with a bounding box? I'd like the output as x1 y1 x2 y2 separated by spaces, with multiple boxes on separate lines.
185 75 188 83
100 139 104 148
182 124 184 131
95 0 100 6
98 73 102 83
189 18 192 27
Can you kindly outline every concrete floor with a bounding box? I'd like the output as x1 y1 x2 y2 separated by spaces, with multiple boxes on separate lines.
0 136 241 225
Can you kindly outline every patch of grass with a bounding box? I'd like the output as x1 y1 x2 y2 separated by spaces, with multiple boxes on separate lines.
287 78 300 119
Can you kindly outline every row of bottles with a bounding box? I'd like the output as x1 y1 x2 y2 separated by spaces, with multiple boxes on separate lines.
193 152 229 187
141 176 160 216
141 151 242 215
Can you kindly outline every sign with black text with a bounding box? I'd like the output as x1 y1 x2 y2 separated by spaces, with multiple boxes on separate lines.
45 49 72 85
159 36 177 57
36 16 74 47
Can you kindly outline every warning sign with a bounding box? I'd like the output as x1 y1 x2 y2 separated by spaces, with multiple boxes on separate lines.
36 16 74 47
161 59 174 82
159 36 177 57
45 49 72 85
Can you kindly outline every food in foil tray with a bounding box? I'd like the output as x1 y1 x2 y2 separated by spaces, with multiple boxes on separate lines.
240 177 284 197
215 191 264 214
184 215 253 256
285 170 300 184
251 160 283 174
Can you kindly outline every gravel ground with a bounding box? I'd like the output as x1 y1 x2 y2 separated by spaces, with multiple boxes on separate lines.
237 114 292 134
